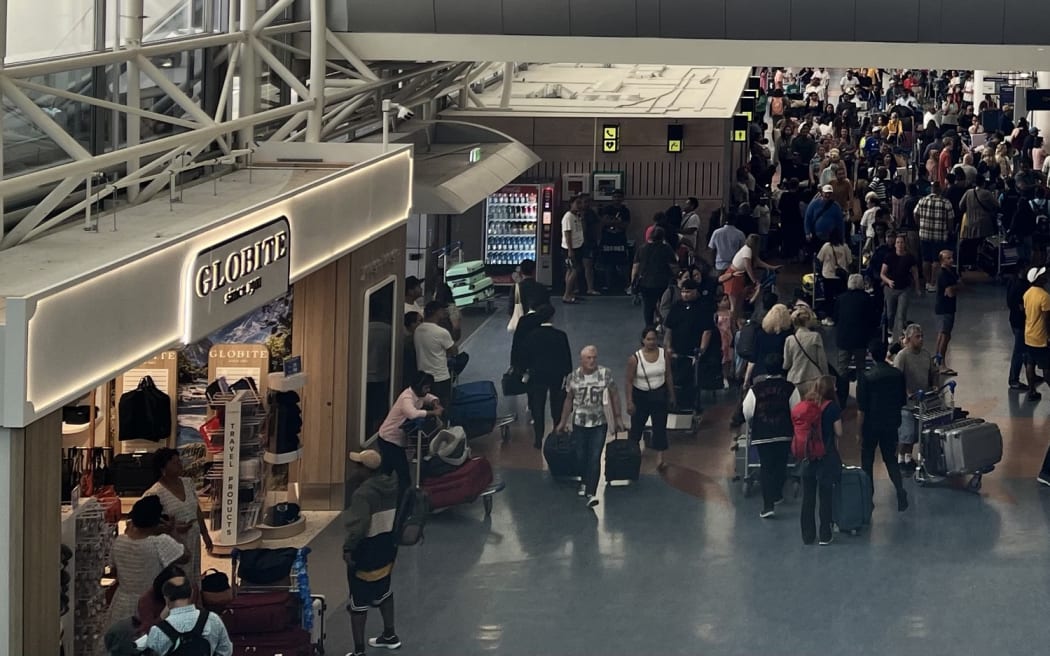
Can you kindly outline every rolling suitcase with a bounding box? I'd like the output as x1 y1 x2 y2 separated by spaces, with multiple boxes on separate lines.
452 276 495 307
449 270 490 292
448 381 498 438
604 434 641 484
310 595 326 652
543 430 580 478
421 457 494 509
214 591 297 634
231 627 313 656
833 466 873 535
445 260 486 285
936 419 1002 475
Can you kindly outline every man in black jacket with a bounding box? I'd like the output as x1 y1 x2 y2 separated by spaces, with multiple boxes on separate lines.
509 259 549 316
834 274 876 380
857 338 909 511
521 304 573 449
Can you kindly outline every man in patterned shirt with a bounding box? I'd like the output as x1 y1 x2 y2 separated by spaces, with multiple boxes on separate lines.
556 346 625 507
915 183 955 292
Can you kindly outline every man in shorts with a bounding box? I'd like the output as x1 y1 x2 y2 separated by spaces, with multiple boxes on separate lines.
893 323 939 470
1023 266 1050 403
561 194 584 303
578 193 602 296
914 183 955 292
934 250 960 376
344 449 401 656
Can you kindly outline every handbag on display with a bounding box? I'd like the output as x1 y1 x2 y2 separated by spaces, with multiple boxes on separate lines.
92 485 122 525
118 376 172 441
111 451 158 496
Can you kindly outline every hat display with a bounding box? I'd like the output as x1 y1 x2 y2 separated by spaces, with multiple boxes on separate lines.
349 449 382 470
1028 267 1047 283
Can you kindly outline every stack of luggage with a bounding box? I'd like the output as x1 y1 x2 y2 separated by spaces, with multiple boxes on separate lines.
419 426 496 510
446 260 495 307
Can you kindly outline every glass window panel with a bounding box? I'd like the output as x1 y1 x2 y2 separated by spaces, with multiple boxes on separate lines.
7 0 96 63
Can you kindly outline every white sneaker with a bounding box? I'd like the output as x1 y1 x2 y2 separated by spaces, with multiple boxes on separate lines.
821 318 835 327
925 284 937 293
578 485 586 497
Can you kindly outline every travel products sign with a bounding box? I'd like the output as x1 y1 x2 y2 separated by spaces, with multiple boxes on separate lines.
186 217 291 341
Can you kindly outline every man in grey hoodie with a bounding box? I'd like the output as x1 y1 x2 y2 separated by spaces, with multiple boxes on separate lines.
344 449 401 656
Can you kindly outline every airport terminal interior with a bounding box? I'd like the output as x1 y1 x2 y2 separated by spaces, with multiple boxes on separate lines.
4 1 1050 654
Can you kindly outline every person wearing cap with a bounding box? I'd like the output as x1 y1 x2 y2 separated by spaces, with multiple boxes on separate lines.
344 448 401 656
804 184 845 248
859 191 882 248
1023 266 1050 402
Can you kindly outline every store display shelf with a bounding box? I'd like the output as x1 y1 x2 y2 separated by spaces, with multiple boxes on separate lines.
268 371 307 392
264 448 304 465
210 528 263 556
257 515 306 540
486 216 536 221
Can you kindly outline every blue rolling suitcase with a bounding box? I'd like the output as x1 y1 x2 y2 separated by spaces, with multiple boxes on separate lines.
833 466 873 535
448 381 499 439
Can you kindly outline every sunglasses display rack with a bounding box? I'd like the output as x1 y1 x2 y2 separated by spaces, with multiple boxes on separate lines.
206 388 266 555
60 497 115 656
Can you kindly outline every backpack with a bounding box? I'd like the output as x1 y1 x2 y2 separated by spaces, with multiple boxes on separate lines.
770 96 785 116
736 321 759 363
394 487 429 546
790 400 829 461
157 611 212 656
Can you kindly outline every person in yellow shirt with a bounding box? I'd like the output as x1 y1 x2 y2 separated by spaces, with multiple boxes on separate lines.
1023 266 1050 402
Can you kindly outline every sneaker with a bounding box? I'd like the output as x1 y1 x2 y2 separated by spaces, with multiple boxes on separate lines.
773 496 785 506
369 633 402 650
347 652 366 656
759 508 775 519
1009 381 1030 391
577 485 586 497
818 535 834 546
1037 475 1050 488
1028 392 1043 403
821 317 835 327
587 495 599 507
925 284 937 293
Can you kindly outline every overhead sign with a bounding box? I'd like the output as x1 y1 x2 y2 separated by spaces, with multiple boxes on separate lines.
602 124 620 153
732 114 749 143
186 218 290 341
740 96 756 122
667 124 683 153
1001 84 1015 105
468 146 482 164
1026 88 1050 111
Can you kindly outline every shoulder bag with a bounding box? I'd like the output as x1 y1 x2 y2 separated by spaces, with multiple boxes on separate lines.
833 246 850 280
507 283 524 333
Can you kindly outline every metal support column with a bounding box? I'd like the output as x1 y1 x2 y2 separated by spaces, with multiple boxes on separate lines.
500 62 514 108
305 0 326 142
126 0 144 201
238 0 258 148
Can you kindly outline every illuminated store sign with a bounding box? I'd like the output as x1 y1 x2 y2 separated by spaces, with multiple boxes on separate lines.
186 217 290 341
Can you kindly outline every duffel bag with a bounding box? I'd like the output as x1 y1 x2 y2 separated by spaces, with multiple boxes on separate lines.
421 457 493 509
217 591 297 635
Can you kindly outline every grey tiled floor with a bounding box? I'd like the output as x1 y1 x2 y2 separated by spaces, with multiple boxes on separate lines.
314 286 1050 656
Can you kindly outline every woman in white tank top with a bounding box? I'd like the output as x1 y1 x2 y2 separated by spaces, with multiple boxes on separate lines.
625 327 676 469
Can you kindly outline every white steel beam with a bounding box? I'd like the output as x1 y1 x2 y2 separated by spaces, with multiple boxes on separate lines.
500 62 514 108
306 0 326 142
0 79 92 161
213 43 240 121
12 79 201 130
253 0 295 32
268 111 309 141
259 35 357 78
0 177 82 247
238 0 258 147
325 29 379 81
252 40 310 100
135 54 231 154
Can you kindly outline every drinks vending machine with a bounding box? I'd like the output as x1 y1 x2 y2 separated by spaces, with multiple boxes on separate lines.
483 183 557 286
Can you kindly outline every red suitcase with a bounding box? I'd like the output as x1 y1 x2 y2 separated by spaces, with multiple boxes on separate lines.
214 591 297 635
421 457 493 509
231 627 313 656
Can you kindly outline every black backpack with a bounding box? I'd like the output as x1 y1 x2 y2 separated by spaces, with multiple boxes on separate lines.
394 486 429 546
736 321 759 363
157 610 212 656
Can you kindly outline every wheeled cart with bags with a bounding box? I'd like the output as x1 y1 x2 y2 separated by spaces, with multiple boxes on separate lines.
912 382 1001 493
223 546 327 654
732 426 801 499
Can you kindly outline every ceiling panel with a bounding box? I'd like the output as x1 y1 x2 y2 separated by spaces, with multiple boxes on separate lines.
636 0 661 37
1003 0 1050 45
855 0 918 43
790 0 854 41
570 0 638 37
659 0 726 39
916 0 942 43
502 0 572 35
345 0 436 32
939 0 1003 44
725 0 789 40
434 0 503 33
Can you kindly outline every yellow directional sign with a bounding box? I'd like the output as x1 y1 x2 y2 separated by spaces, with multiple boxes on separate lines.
732 130 747 143
667 139 682 153
602 139 620 153
603 125 620 140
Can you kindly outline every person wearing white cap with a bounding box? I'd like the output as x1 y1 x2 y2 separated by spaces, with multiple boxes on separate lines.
804 184 844 249
1023 266 1050 403
344 448 402 656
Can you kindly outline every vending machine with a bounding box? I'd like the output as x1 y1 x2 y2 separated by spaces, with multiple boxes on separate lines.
483 183 557 286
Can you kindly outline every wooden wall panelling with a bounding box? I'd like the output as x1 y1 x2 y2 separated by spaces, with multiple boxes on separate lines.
20 411 61 654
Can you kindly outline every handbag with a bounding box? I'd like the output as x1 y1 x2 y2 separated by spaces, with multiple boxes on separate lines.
200 568 234 608
118 376 172 441
501 367 528 396
832 246 850 280
507 283 524 333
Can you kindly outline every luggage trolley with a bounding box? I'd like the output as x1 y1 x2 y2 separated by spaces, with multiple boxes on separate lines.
910 381 972 491
912 382 999 494
732 426 801 499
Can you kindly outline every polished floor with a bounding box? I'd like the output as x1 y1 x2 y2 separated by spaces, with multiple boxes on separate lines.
313 279 1050 655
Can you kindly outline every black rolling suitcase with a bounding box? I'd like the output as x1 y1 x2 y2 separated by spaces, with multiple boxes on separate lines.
670 354 698 412
604 434 641 484
543 430 580 478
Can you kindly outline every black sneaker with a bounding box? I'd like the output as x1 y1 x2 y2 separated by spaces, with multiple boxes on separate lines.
1028 392 1043 403
1037 475 1050 488
369 633 402 650
818 535 834 546
1009 381 1030 391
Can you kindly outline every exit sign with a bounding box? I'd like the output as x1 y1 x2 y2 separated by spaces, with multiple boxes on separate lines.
468 147 482 164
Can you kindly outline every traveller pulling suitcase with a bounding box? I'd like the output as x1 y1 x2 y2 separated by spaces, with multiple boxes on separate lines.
543 430 580 479
604 432 641 485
